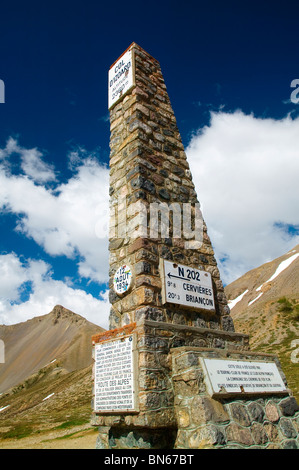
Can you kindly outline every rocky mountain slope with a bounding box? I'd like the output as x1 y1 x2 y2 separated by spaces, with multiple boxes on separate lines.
0 305 103 445
0 305 103 393
225 244 299 401
1 246 299 447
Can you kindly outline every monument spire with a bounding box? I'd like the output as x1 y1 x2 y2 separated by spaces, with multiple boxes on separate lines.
92 43 299 450
107 42 234 333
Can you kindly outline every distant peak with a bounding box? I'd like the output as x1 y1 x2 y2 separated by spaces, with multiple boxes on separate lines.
49 305 80 325
50 304 72 315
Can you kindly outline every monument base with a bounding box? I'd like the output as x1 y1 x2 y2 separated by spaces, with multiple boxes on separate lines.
91 321 299 449
172 347 299 449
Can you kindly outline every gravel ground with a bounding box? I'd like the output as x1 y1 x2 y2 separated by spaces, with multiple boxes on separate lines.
0 424 98 449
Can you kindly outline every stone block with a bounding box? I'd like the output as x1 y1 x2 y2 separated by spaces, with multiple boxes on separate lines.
279 418 297 438
139 369 169 391
264 422 280 443
248 402 265 423
282 440 298 449
135 261 152 275
177 408 190 428
279 397 299 417
226 422 254 446
265 402 280 422
95 427 111 449
251 423 268 445
173 377 203 397
188 425 225 448
191 396 229 425
138 391 164 411
172 351 199 372
230 403 251 427
135 306 165 322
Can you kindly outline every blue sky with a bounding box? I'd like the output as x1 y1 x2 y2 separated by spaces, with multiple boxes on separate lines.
0 0 299 328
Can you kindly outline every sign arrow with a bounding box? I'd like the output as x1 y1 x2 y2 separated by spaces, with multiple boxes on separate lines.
167 272 190 282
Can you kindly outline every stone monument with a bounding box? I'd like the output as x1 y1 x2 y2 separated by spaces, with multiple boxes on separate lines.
91 43 299 449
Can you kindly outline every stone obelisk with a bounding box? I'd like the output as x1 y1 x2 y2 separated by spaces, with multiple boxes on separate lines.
91 43 299 449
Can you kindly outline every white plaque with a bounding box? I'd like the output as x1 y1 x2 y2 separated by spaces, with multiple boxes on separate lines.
201 358 287 396
160 259 215 311
108 49 134 109
94 335 137 412
113 264 133 295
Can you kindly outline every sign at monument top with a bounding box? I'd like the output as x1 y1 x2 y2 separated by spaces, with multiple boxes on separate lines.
160 259 215 312
108 48 134 109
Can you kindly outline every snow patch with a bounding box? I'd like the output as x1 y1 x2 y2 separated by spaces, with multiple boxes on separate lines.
42 393 55 401
44 358 57 368
0 405 10 412
228 289 249 309
248 292 263 306
255 253 299 293
266 253 299 283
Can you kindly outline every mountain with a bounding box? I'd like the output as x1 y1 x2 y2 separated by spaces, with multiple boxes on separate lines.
225 244 299 400
0 305 104 446
0 305 103 394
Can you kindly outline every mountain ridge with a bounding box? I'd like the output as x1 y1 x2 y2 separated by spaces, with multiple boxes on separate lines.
226 244 299 313
0 304 103 394
225 243 299 400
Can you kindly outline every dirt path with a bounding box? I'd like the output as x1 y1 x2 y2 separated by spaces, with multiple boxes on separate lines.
0 425 98 449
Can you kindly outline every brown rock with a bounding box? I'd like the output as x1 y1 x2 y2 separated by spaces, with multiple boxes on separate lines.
226 422 254 446
265 402 280 423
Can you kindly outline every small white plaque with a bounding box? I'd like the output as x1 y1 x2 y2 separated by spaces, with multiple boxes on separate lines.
113 264 133 295
161 259 215 311
94 335 137 412
108 49 134 109
201 358 287 396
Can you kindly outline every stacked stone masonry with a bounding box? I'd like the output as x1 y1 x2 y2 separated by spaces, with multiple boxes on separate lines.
172 347 299 449
92 43 299 449
108 43 232 332
92 322 299 449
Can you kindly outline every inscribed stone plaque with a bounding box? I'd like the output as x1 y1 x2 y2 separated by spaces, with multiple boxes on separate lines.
201 358 287 396
94 334 137 412
160 259 215 311
108 48 134 109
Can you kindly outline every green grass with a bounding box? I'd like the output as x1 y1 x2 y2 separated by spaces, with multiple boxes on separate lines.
0 417 91 441
277 297 299 320
0 424 35 440
251 297 299 402
54 417 89 430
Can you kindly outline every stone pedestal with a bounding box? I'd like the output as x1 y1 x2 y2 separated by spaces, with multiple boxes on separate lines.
92 321 299 449
91 43 299 449
172 347 299 449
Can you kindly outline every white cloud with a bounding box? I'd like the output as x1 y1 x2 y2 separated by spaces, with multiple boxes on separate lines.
0 253 31 301
0 137 56 182
20 147 56 183
0 252 110 328
1 111 299 325
186 111 299 284
0 143 110 283
0 139 110 327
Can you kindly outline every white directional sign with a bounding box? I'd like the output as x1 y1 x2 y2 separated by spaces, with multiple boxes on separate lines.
201 358 287 396
160 259 215 311
108 48 134 109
